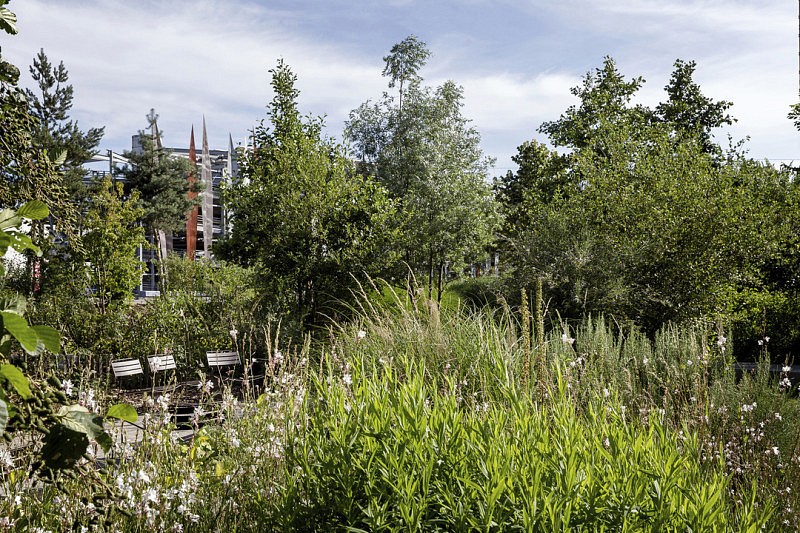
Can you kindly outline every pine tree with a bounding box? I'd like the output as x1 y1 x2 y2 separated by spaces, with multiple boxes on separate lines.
25 49 104 198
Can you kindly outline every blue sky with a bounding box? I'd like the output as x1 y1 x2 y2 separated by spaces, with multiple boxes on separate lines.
4 0 797 174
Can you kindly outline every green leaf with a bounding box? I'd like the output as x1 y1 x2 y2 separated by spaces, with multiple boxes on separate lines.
0 208 21 231
16 201 49 221
31 325 61 354
0 364 31 400
0 6 18 35
0 294 27 315
58 405 113 452
0 398 7 436
106 403 138 423
0 311 38 354
41 424 89 469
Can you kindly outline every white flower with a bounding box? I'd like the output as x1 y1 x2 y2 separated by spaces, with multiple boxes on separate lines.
717 335 727 347
642 357 649 366
603 388 610 398
144 488 159 504
741 402 756 413
561 332 575 345
342 373 352 386
274 350 284 364
229 329 238 339
782 365 792 373
0 448 13 469
772 446 780 456
757 340 763 346
61 379 74 397
356 330 366 340
775 412 783 421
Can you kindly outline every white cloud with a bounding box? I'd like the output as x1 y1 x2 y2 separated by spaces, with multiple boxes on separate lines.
4 0 796 174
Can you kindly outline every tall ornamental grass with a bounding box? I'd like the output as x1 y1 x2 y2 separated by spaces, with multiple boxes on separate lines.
2 285 796 530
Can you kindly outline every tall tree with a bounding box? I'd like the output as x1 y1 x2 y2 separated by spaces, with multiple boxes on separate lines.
81 177 146 312
655 59 734 155
25 49 104 197
217 60 398 328
346 36 500 298
116 121 194 287
0 8 75 252
502 57 793 337
538 56 650 153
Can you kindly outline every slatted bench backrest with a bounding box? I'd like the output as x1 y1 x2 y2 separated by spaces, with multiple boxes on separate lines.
148 353 177 373
111 358 144 378
206 350 240 368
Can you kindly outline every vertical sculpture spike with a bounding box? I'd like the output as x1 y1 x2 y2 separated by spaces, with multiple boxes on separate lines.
201 116 214 258
186 126 198 260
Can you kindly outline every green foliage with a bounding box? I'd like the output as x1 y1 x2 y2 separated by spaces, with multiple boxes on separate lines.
25 49 105 197
347 37 500 296
132 255 266 374
82 177 146 309
218 59 399 328
0 200 137 506
0 64 75 243
655 59 734 156
6 295 799 530
117 132 194 236
501 57 797 342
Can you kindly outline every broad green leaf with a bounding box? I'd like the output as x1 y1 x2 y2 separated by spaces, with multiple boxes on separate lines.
41 424 89 469
0 6 18 35
0 209 21 231
58 405 113 452
0 398 7 435
0 312 37 354
16 201 49 221
31 325 61 354
0 232 10 255
7 232 41 256
106 403 138 423
0 364 31 400
0 294 27 315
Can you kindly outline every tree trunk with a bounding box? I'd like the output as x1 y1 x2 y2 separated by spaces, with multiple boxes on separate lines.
427 248 434 300
156 229 168 291
437 261 444 303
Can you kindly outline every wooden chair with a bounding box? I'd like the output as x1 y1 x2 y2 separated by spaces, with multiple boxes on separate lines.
206 350 242 385
110 358 146 390
147 353 177 373
206 350 240 371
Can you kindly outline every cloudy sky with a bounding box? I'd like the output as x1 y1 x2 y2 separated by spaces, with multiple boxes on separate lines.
4 0 797 173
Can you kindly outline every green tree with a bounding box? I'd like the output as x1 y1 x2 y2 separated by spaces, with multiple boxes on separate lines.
217 60 398 328
347 37 500 298
116 125 194 286
655 59 734 155
503 57 794 337
25 49 104 197
539 56 650 153
0 44 74 246
81 177 146 311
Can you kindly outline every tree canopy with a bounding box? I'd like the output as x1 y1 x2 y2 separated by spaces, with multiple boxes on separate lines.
498 57 797 347
347 36 500 298
217 59 399 328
